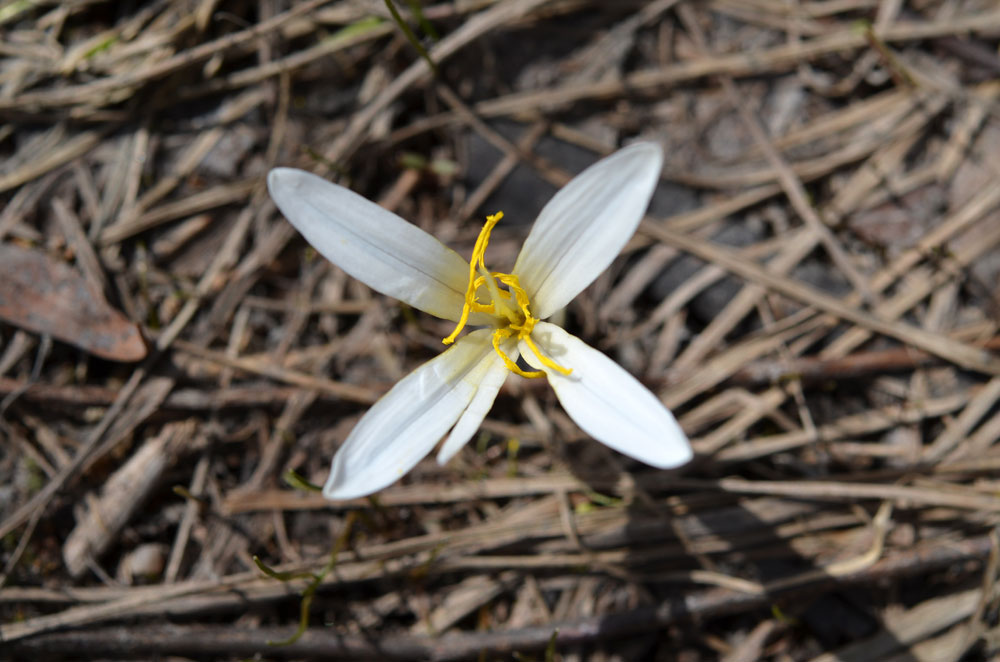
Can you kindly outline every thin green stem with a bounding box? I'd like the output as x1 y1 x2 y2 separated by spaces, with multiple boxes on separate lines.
383 0 438 76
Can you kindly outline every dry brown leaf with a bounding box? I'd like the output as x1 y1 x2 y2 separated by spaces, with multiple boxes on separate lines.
0 243 146 362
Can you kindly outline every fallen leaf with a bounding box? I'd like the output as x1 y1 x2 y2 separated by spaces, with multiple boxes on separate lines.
0 243 146 362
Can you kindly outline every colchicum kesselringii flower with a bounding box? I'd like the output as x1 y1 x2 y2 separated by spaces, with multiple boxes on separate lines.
268 142 692 499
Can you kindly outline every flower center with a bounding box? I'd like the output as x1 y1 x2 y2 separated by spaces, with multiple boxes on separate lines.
442 212 572 379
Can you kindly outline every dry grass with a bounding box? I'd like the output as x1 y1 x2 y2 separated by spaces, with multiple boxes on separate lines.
2 0 1000 660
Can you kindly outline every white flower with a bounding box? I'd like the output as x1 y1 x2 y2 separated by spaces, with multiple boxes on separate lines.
267 143 692 499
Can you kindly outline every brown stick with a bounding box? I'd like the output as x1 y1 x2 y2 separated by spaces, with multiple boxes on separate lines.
4 535 992 660
726 336 1000 386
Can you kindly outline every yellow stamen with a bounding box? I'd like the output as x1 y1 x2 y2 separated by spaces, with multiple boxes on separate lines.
482 267 517 322
492 329 543 378
523 333 573 376
442 212 503 345
495 273 532 315
442 211 572 379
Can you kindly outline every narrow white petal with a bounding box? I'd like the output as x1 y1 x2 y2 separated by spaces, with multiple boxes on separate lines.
512 143 663 320
323 330 495 499
436 340 514 465
268 168 471 322
520 322 691 468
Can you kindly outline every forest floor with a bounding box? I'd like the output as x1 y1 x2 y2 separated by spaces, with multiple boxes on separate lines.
3 1 1000 660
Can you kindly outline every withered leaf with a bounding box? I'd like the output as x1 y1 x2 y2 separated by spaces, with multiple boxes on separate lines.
0 243 147 362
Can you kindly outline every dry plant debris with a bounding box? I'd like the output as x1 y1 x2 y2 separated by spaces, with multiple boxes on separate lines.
2 0 1000 660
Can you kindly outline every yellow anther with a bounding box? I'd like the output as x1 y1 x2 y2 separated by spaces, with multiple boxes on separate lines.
442 211 572 378
442 304 471 345
523 334 572 376
492 329 544 379
443 212 504 345
495 273 533 318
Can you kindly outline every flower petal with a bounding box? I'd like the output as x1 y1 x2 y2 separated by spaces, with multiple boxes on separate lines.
512 143 663 320
268 168 471 322
323 330 495 499
519 322 691 468
436 339 515 465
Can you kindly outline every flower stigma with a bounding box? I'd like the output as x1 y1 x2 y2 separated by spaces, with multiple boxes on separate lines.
442 212 572 379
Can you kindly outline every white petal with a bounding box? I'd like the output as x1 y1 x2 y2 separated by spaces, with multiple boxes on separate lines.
520 322 691 469
268 168 473 322
323 330 495 499
436 339 514 465
512 143 663 320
